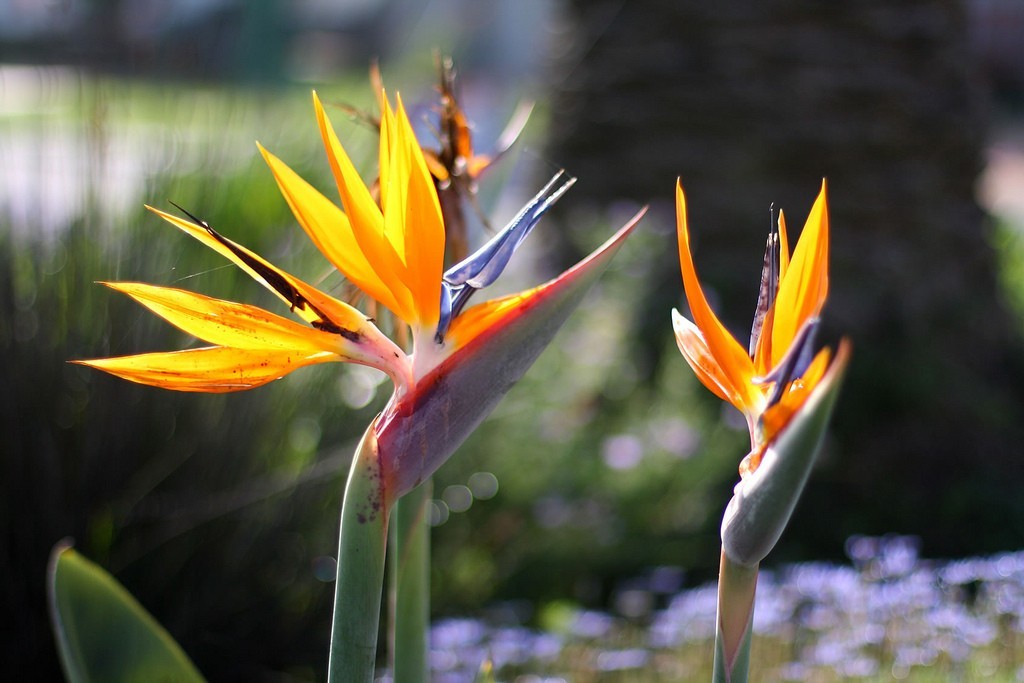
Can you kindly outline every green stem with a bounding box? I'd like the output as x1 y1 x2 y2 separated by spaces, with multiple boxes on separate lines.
712 551 758 683
390 479 432 683
328 423 391 683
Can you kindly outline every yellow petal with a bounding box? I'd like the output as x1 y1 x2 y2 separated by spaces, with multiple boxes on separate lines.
378 92 394 212
145 206 374 335
102 282 341 353
102 281 409 383
74 346 335 393
391 95 444 327
675 182 760 412
379 95 408 259
313 90 384 240
771 180 829 366
257 143 404 317
313 91 415 322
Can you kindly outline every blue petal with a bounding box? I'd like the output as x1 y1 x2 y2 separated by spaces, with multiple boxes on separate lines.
752 317 819 406
435 171 575 342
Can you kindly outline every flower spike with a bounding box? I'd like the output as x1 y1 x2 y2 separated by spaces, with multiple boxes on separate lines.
675 182 848 683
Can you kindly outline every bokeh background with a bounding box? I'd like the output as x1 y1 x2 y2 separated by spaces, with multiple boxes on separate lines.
4 0 1024 680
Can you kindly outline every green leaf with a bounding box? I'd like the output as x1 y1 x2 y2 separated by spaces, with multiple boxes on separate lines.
47 541 205 683
721 343 851 566
377 209 645 500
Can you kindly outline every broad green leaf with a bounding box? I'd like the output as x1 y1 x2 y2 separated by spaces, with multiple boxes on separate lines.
721 343 850 566
47 542 205 683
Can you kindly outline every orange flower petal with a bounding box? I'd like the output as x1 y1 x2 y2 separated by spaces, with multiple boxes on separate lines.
777 208 790 280
391 95 444 327
378 92 394 212
771 180 829 366
74 346 336 393
443 288 533 349
441 208 646 356
257 144 405 318
313 91 415 322
676 182 760 412
466 154 493 178
761 345 834 443
672 309 740 404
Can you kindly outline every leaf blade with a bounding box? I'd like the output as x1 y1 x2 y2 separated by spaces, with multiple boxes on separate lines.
48 542 206 683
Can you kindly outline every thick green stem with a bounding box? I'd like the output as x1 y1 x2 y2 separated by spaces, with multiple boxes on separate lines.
328 423 391 683
390 479 432 683
712 551 758 683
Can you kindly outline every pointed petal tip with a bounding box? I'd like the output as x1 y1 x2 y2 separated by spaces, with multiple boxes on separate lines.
825 337 853 382
611 204 648 241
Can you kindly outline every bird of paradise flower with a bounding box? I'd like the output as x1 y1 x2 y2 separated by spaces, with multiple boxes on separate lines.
75 89 642 682
671 181 849 683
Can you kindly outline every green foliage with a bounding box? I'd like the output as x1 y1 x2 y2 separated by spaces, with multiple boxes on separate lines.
48 543 205 683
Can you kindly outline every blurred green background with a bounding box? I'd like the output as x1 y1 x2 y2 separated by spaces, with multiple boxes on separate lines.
4 0 1024 680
